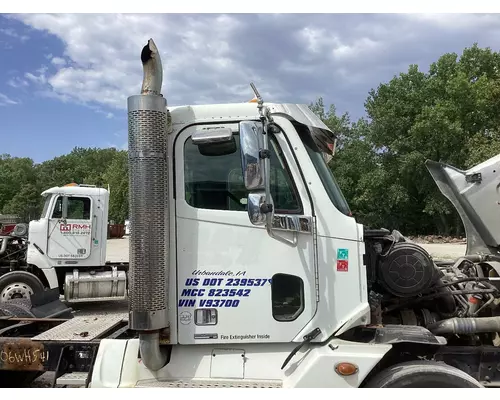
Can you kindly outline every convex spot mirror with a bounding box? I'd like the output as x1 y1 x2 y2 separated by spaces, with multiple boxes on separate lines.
247 191 267 226
192 127 236 157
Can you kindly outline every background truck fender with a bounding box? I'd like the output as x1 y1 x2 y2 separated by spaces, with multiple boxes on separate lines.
26 249 58 289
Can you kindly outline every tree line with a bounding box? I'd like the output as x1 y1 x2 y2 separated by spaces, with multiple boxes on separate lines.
312 43 500 236
0 148 128 224
2 44 500 235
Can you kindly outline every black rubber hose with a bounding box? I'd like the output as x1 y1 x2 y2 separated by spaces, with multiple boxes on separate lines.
428 316 500 335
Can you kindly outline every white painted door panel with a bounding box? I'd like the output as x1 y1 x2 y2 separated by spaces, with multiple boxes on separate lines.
175 124 317 345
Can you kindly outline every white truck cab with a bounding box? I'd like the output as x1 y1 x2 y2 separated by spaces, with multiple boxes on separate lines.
165 101 366 346
29 184 109 269
89 40 488 389
92 99 379 389
0 183 128 303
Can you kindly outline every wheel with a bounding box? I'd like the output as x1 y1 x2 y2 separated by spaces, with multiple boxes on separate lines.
0 271 45 303
364 360 483 388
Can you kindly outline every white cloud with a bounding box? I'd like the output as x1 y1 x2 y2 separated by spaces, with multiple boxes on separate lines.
51 56 66 66
7 13 500 120
0 93 20 106
25 71 46 85
403 13 500 30
7 77 29 88
9 14 263 111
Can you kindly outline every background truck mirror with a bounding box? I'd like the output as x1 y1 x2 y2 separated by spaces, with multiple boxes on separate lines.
62 196 68 220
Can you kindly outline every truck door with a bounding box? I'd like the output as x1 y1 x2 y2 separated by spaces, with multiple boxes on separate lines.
175 123 317 345
47 195 93 260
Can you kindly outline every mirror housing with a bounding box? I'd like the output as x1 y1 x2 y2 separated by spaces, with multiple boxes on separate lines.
237 85 309 246
192 127 237 157
239 121 265 191
239 120 273 229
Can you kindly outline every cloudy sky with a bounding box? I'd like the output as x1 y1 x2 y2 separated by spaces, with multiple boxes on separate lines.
1 13 500 162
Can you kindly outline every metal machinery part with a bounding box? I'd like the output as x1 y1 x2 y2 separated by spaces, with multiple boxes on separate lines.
127 39 169 371
64 267 127 303
11 223 28 238
378 242 439 298
128 39 169 331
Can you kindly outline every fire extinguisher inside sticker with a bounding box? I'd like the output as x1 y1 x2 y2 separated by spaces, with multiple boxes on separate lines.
337 248 349 260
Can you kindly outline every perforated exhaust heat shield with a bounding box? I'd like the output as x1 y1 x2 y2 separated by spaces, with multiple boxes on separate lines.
127 39 169 332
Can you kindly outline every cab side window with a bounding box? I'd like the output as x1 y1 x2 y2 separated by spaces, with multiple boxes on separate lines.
184 132 302 214
51 196 91 220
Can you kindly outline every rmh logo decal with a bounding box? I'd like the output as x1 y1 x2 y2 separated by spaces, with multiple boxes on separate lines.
60 223 71 232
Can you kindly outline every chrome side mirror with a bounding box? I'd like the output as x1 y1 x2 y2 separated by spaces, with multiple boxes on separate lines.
239 121 265 191
238 119 300 247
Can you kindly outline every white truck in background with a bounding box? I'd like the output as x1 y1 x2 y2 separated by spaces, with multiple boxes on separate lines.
0 183 128 304
2 38 500 388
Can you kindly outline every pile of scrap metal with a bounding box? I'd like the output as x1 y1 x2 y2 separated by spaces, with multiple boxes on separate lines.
0 223 28 269
0 289 74 387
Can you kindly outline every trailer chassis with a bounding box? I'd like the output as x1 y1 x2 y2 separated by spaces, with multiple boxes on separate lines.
0 289 132 387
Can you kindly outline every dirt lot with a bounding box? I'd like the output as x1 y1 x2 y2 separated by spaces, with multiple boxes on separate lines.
106 236 467 262
28 236 466 387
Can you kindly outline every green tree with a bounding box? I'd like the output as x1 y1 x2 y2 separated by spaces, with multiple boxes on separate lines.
102 151 129 224
0 147 129 224
0 155 38 218
311 43 500 236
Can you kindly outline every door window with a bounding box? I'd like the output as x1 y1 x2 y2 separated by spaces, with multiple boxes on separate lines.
52 196 91 220
184 132 302 214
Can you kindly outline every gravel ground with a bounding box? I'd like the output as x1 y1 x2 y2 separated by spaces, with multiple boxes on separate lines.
105 236 467 262
421 243 466 260
28 237 466 387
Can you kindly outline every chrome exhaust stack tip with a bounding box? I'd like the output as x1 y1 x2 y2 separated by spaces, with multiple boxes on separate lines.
140 39 163 96
127 38 169 371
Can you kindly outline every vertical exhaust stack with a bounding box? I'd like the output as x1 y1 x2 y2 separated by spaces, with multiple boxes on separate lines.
127 38 169 371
